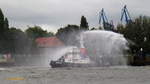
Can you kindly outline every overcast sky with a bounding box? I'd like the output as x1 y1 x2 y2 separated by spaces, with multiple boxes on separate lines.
0 0 150 33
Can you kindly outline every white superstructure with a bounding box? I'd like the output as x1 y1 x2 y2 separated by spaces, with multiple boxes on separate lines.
63 46 91 64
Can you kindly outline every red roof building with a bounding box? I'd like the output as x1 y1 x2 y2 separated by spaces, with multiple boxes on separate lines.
35 37 64 48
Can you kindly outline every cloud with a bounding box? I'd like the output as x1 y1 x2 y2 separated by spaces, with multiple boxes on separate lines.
0 0 150 32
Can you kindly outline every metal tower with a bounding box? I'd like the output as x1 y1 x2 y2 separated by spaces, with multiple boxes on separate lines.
99 8 114 31
121 5 132 24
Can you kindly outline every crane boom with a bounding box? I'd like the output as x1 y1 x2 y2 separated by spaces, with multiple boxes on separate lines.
99 8 114 31
121 5 132 24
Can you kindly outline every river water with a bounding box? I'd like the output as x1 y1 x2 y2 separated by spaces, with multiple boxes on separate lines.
0 66 150 84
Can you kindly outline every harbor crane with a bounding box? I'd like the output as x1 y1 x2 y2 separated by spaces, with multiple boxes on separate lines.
121 5 132 24
99 8 114 31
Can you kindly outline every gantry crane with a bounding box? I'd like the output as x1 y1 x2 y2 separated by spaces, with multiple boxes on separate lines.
121 5 132 24
99 8 114 31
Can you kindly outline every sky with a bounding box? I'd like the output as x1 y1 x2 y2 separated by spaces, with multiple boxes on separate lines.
0 0 150 33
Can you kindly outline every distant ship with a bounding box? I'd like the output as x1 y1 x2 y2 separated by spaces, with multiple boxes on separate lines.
50 46 94 68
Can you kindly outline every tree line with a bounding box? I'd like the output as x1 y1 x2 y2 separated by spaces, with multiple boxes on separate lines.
0 9 54 55
1 8 150 56
117 16 150 55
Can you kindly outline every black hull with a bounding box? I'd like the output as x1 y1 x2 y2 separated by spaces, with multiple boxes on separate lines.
50 61 94 68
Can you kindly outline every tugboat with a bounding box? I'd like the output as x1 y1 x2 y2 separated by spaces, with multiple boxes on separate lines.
50 46 93 68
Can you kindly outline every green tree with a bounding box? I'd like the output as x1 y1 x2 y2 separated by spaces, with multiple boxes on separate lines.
56 24 80 46
4 18 9 30
0 8 4 30
0 8 9 33
117 24 125 34
7 27 30 54
25 26 53 40
80 16 89 30
0 9 10 54
119 16 150 54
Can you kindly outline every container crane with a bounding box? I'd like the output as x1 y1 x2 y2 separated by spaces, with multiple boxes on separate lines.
99 8 114 31
121 5 132 24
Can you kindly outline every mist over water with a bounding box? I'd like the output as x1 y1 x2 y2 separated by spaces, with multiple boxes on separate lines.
80 30 128 66
18 47 72 67
14 30 128 67
35 46 72 67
